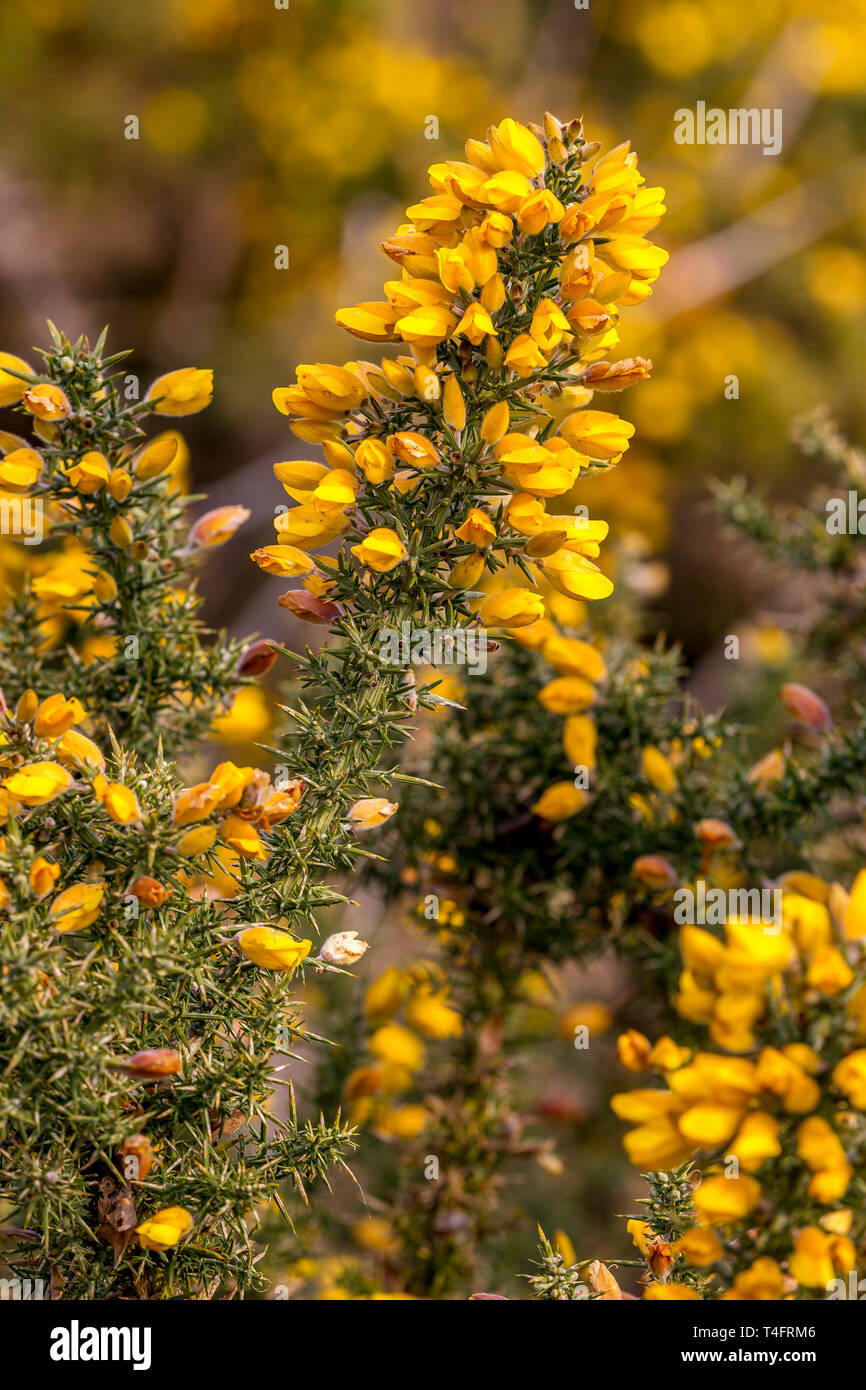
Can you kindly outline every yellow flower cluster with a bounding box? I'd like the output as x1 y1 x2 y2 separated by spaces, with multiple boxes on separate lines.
255 114 666 628
613 870 866 1299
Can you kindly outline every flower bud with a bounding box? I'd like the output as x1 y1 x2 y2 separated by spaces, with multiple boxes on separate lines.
237 640 278 677
121 1133 153 1182
693 818 738 848
632 854 677 888
130 876 171 908
115 1048 182 1078
781 682 832 733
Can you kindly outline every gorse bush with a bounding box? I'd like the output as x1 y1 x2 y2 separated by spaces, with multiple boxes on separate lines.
4 108 861 1305
0 329 353 1299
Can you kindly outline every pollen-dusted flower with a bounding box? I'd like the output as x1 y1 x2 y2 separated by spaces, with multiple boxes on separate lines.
146 367 213 416
189 505 250 549
23 381 71 421
348 796 399 830
33 693 86 739
135 1206 193 1251
351 527 407 573
49 881 105 933
236 927 311 972
319 930 369 966
3 761 72 806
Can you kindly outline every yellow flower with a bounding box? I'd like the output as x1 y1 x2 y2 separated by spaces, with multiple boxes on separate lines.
641 745 677 794
348 796 399 830
537 676 597 715
617 1029 652 1072
724 1258 785 1301
692 1173 762 1226
29 856 60 898
455 509 496 548
49 882 105 933
504 333 547 377
136 1206 193 1251
488 118 545 177
369 1022 424 1070
0 447 42 490
788 1228 835 1289
517 190 565 235
452 302 497 346
250 544 316 578
478 589 545 629
388 431 439 470
405 987 463 1040
833 1050 866 1108
93 776 141 825
644 1282 700 1300
355 439 395 484
844 868 866 939
133 435 179 480
539 549 613 601
351 527 407 573
236 927 311 972
33 693 86 739
543 635 605 682
146 368 213 415
672 1226 723 1268
394 304 457 347
176 825 218 857
806 944 854 996
0 352 34 406
65 451 110 494
219 814 266 860
560 410 635 461
529 299 571 354
728 1112 782 1172
365 967 411 1020
3 761 72 806
57 729 105 773
23 382 71 421
530 782 587 821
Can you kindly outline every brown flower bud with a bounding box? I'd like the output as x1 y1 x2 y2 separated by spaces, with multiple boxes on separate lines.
693 818 739 848
120 1133 153 1182
647 1238 674 1282
129 876 171 908
469 1292 509 1300
114 1048 182 1079
781 682 832 733
632 854 677 888
580 357 652 391
278 589 341 625
237 640 278 677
